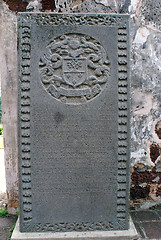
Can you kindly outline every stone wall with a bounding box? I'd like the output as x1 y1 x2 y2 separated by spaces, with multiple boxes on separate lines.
130 0 161 208
0 0 160 213
0 0 19 214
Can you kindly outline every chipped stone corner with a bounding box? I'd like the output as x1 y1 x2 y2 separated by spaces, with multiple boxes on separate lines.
26 0 42 12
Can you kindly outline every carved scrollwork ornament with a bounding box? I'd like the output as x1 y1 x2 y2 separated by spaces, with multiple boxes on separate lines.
39 33 110 104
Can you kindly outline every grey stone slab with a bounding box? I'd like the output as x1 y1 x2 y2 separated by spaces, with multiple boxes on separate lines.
11 217 138 240
18 13 130 233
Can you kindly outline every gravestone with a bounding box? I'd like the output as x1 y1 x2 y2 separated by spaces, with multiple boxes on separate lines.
12 13 138 239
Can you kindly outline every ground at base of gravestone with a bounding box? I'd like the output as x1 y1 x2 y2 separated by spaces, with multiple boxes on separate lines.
1 206 161 240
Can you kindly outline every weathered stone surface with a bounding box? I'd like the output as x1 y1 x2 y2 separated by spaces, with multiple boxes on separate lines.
129 0 161 207
0 0 19 214
55 0 117 13
130 0 161 168
140 0 161 30
18 13 130 232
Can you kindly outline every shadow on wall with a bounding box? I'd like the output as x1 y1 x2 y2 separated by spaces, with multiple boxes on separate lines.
3 0 56 12
3 0 28 12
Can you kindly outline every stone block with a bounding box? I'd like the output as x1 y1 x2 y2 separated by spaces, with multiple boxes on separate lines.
17 13 133 238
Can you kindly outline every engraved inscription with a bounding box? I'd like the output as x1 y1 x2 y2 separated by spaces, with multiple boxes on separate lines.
18 13 129 232
39 33 110 104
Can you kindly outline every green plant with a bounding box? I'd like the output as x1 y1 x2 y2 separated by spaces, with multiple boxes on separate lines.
153 205 158 211
0 96 2 122
8 222 16 240
0 207 9 218
0 123 3 135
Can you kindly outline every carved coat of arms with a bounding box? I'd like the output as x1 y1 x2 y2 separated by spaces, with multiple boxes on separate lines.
39 33 110 104
63 58 87 87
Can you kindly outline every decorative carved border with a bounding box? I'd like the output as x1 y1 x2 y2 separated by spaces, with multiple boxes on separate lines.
33 220 127 232
117 25 129 223
18 13 128 27
18 19 32 224
18 13 129 232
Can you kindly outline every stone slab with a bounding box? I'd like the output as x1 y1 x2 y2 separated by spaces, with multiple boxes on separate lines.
11 217 138 240
18 13 130 233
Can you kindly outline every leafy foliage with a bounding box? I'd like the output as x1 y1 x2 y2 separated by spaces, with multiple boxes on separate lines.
0 97 2 122
8 223 16 240
0 207 9 218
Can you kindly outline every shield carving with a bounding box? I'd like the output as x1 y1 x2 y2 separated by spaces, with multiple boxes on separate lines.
63 58 87 87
